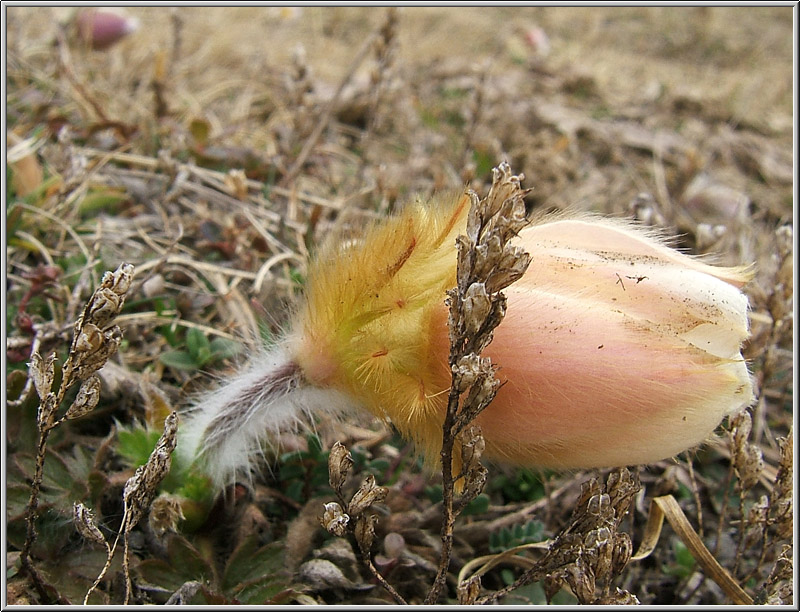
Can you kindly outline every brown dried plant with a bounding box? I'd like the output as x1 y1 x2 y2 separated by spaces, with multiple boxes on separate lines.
424 162 531 603
19 263 134 602
83 411 179 604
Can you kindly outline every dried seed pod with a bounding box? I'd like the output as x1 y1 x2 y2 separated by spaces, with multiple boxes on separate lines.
457 575 482 605
65 375 101 420
73 327 122 380
611 532 633 575
29 352 56 401
348 474 388 517
74 502 106 546
460 426 485 473
328 442 354 493
354 513 378 554
88 288 124 329
320 502 349 537
463 282 491 336
74 323 104 354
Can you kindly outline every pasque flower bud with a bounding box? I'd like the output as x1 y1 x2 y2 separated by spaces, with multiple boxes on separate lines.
74 9 139 51
180 191 753 487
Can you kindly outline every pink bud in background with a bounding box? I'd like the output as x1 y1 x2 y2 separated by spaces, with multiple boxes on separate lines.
74 9 139 51
524 26 551 57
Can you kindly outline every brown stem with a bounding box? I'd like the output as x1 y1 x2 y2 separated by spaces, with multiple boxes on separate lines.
423 387 461 604
362 552 407 605
20 425 52 576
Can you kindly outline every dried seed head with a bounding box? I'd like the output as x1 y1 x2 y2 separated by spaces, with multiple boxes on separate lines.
328 441 354 493
85 263 134 329
457 575 482 605
65 375 101 420
123 412 179 530
771 431 793 540
73 502 106 546
320 502 349 537
149 494 185 537
348 474 388 517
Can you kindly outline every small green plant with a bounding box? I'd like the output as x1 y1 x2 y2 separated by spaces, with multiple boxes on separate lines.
159 327 241 371
278 434 334 504
488 520 545 554
135 534 297 604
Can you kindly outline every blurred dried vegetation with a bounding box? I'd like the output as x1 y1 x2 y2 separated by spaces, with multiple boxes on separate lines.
5 6 794 605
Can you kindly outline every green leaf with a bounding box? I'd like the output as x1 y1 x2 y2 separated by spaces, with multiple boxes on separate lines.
116 425 161 467
168 536 215 583
160 350 200 371
209 337 242 361
185 328 211 362
222 537 285 591
137 559 193 593
462 493 490 516
77 188 128 217
222 539 291 604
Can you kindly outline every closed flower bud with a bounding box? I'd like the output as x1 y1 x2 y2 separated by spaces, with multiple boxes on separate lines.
181 185 754 489
74 9 139 51
294 199 754 472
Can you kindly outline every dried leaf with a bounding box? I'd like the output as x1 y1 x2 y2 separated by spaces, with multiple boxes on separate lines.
631 494 753 605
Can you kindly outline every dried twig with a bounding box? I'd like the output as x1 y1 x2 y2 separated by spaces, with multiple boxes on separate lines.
280 23 381 187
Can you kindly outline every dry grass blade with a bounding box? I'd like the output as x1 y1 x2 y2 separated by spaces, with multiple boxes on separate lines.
457 540 551 585
632 494 753 605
